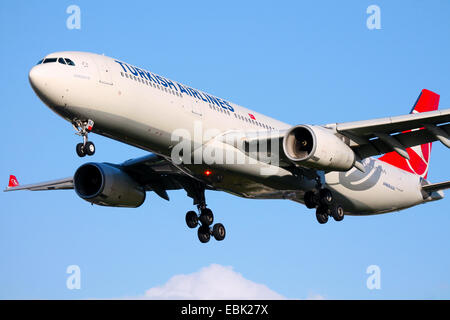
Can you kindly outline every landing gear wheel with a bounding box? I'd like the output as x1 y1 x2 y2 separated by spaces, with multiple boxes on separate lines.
331 204 345 222
316 206 329 224
319 188 333 206
199 208 214 226
212 223 226 241
76 143 86 157
304 191 317 209
73 119 95 157
84 141 95 156
197 226 211 243
185 211 199 228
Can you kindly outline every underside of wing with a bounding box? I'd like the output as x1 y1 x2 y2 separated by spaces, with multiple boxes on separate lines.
3 154 204 203
4 176 73 192
330 108 450 159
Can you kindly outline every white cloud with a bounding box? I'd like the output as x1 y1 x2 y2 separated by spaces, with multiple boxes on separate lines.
141 264 285 300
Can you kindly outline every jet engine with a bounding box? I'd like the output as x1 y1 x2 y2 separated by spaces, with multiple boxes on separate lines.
73 163 146 207
283 125 355 171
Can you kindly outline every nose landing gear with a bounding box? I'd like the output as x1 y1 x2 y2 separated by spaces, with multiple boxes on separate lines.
73 119 96 157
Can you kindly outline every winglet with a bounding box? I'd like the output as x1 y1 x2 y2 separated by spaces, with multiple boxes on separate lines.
8 175 19 188
410 89 440 114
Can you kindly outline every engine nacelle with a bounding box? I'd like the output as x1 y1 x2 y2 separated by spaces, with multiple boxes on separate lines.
74 163 146 207
283 125 355 171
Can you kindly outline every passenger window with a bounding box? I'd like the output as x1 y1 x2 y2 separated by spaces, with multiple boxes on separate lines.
58 58 66 65
64 58 75 66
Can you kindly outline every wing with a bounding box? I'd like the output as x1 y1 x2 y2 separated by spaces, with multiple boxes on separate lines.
327 109 450 159
4 153 207 203
4 177 74 192
219 109 450 169
117 153 197 201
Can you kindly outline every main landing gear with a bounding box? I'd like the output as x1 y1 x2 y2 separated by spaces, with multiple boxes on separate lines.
304 188 345 224
185 205 226 243
182 181 226 243
73 119 96 157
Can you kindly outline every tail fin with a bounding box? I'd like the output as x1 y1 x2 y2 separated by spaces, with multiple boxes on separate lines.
379 89 440 179
8 175 19 188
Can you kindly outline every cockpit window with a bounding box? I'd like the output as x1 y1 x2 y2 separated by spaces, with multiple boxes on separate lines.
36 57 75 66
43 58 57 64
65 58 75 66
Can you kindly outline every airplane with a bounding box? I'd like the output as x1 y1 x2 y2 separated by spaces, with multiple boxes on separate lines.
5 51 450 243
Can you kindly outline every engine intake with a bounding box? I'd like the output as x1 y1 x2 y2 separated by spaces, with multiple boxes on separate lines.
74 163 146 207
283 125 355 171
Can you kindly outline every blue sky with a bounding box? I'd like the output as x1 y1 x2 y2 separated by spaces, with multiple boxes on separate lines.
1 0 449 299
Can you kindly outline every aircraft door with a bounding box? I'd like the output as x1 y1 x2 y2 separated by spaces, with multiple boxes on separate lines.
94 55 113 85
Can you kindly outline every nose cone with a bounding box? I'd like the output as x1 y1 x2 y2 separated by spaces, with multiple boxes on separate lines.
28 65 46 94
28 64 63 110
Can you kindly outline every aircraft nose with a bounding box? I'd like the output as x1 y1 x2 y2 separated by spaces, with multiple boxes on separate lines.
28 64 62 109
28 65 44 91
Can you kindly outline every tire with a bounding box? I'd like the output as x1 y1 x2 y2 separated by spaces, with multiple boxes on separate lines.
212 223 226 241
304 191 317 209
76 143 86 157
319 189 333 206
316 206 329 224
84 141 95 156
199 208 214 226
185 211 198 228
197 226 211 243
332 204 345 222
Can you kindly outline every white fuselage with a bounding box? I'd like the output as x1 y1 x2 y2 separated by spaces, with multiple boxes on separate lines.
28 51 431 215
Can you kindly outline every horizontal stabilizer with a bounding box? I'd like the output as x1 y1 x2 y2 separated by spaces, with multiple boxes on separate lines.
422 181 450 193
